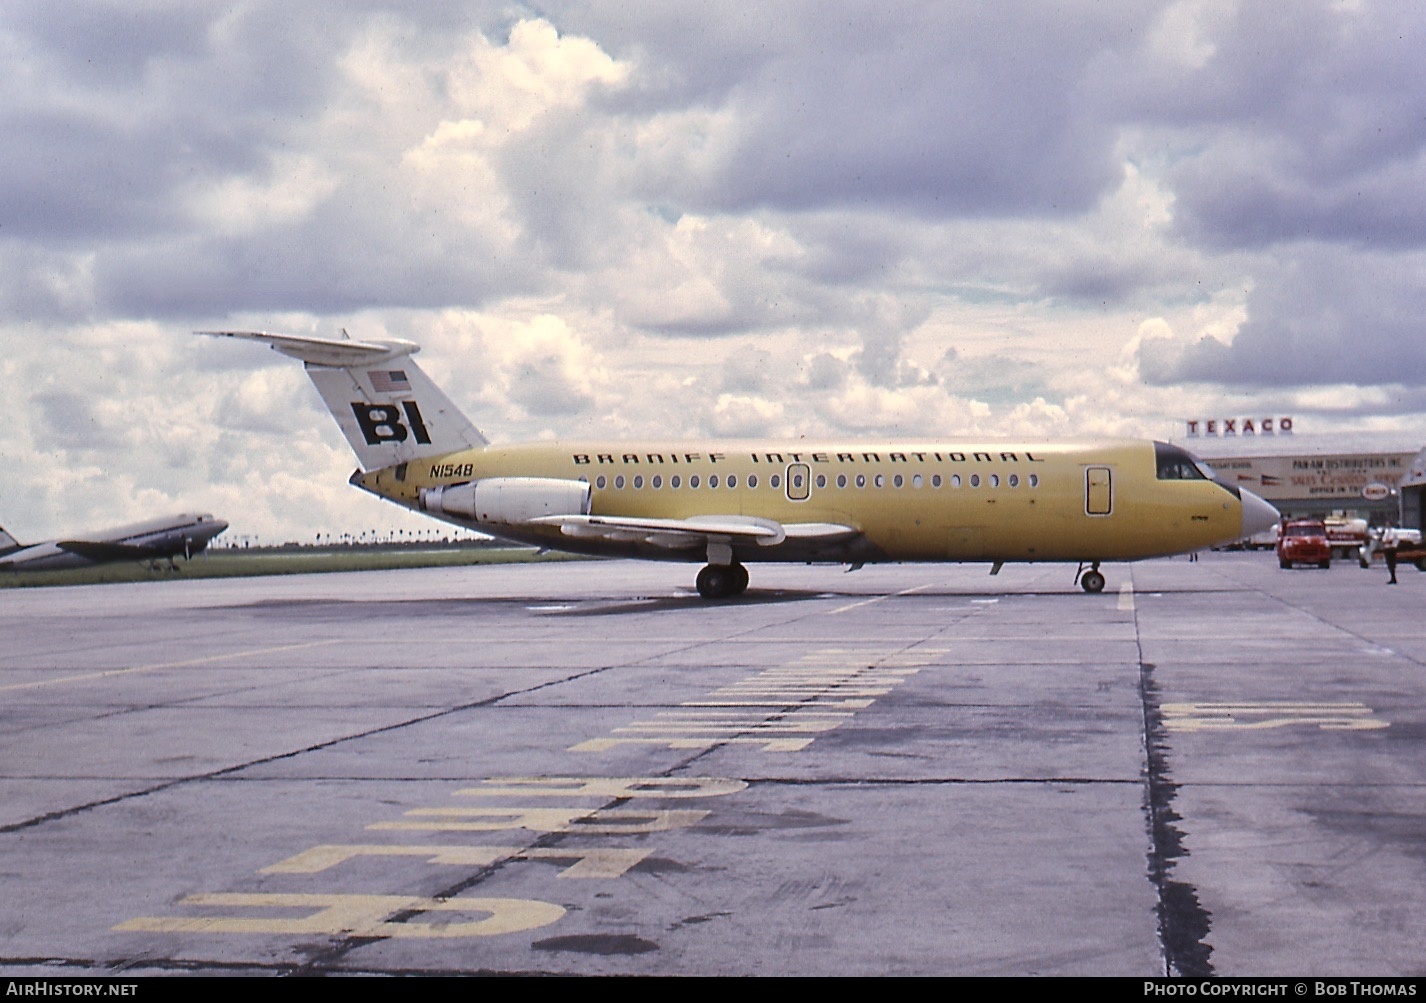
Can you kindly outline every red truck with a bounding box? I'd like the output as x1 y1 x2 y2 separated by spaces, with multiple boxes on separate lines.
1278 519 1332 569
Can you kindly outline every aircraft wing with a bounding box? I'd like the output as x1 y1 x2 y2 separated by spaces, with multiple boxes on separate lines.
529 514 860 550
55 540 167 562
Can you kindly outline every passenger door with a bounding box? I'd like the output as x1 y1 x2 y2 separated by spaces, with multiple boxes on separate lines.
1085 466 1112 516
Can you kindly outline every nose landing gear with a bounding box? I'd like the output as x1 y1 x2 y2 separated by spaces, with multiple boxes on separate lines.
696 563 749 599
1076 561 1106 593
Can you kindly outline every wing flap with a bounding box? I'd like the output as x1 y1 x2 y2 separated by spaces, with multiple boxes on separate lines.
529 514 859 551
783 523 862 541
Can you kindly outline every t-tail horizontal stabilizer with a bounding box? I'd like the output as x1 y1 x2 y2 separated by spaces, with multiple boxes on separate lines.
199 330 487 470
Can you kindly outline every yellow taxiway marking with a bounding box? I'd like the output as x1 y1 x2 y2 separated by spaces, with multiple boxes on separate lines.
0 640 340 693
1117 582 1135 611
263 843 652 880
117 892 565 938
454 777 747 798
572 646 923 753
370 807 710 833
1163 701 1388 732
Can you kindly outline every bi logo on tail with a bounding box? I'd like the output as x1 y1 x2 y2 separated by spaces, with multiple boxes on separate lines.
351 401 432 446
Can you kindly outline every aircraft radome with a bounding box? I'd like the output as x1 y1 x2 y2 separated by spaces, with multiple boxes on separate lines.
0 513 229 572
202 330 1280 598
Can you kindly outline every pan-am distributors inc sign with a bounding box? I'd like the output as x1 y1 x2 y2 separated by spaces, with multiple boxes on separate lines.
1202 452 1414 502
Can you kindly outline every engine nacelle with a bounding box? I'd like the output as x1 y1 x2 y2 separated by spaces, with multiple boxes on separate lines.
420 477 591 525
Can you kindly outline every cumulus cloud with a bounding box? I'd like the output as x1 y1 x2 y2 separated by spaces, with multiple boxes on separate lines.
1139 247 1426 388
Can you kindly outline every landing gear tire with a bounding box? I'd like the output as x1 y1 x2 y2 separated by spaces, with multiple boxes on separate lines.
696 563 748 599
730 563 749 595
1080 569 1106 593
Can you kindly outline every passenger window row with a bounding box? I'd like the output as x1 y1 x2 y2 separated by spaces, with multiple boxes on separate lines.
592 471 1040 491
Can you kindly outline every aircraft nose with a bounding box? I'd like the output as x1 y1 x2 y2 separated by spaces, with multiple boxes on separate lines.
1239 488 1280 539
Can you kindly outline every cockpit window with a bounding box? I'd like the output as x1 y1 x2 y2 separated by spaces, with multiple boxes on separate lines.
1154 442 1208 480
1155 441 1239 498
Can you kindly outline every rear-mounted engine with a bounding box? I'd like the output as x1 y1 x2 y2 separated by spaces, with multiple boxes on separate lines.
419 477 591 525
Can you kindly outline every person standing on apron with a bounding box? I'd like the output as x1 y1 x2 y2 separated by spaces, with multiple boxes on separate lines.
1382 523 1400 585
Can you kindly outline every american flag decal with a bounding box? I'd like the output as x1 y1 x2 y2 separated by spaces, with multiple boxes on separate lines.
368 370 411 394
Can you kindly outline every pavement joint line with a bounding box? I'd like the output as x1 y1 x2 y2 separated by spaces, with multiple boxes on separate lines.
829 583 937 614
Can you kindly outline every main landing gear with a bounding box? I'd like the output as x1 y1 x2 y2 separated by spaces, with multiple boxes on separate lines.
696 563 749 599
1076 561 1106 594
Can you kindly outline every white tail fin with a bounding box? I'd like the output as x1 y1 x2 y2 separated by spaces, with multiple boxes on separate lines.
200 331 487 470
0 524 21 555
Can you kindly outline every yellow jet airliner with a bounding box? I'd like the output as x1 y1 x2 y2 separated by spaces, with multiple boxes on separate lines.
204 330 1279 598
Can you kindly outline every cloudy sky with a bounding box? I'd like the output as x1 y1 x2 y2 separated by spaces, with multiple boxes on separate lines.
2 1 1424 543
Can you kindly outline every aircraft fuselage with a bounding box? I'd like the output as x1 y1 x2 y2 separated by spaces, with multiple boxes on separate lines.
353 437 1249 565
